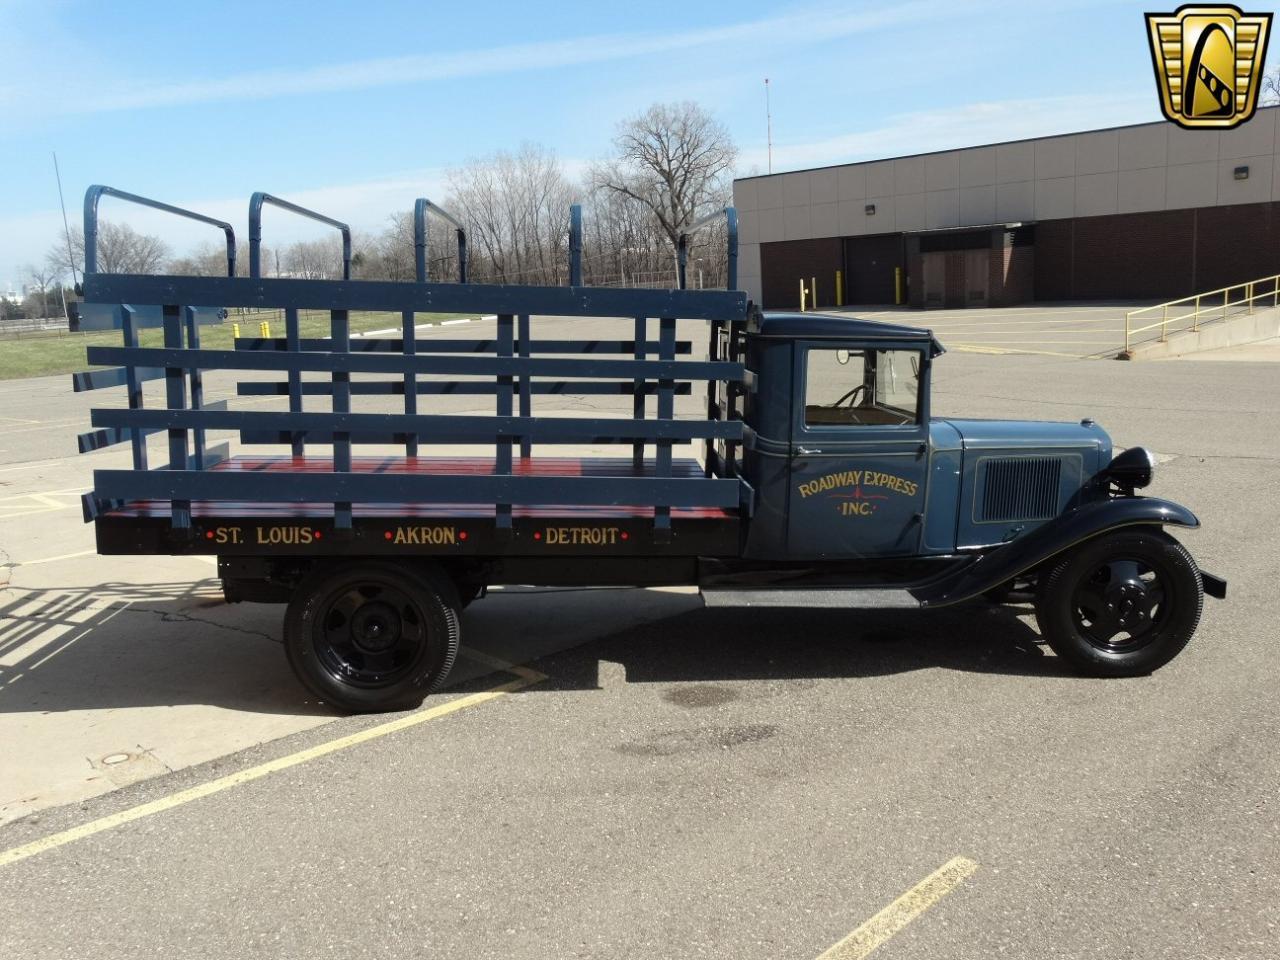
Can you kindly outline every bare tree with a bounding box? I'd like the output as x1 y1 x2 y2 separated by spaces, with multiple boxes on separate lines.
368 211 416 281
168 241 238 277
590 101 737 272
276 235 353 279
1262 64 1280 105
23 262 59 319
44 245 72 288
446 143 576 284
57 223 170 275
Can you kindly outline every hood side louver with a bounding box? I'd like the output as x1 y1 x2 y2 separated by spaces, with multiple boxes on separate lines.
978 456 1063 522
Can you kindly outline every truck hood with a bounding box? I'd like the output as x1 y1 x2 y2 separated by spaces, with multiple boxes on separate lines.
938 417 1112 455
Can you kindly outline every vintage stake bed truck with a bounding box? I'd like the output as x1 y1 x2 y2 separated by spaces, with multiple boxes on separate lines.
75 186 1225 712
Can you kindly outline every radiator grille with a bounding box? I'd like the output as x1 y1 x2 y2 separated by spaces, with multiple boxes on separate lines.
978 456 1062 522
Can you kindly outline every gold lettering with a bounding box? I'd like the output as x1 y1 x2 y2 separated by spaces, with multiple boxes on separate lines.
541 526 619 545
254 526 315 546
840 501 874 516
392 526 457 546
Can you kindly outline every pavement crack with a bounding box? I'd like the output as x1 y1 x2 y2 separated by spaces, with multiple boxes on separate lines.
123 606 279 644
0 542 15 591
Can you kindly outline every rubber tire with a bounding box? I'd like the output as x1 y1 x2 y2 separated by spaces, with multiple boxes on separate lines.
1034 529 1203 678
284 561 460 713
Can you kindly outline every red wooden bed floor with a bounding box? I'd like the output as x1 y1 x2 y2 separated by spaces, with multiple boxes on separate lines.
104 454 735 520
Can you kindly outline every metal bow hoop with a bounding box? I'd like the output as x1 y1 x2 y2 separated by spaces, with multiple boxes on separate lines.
83 185 237 277
677 207 738 291
249 192 352 280
413 199 468 283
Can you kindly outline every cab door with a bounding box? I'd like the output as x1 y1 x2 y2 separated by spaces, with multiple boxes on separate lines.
785 342 929 559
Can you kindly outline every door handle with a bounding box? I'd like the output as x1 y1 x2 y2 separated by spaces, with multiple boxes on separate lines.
795 446 822 456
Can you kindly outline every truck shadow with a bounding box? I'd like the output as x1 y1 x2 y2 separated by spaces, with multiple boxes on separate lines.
472 591 1070 694
0 578 329 717
0 581 1064 717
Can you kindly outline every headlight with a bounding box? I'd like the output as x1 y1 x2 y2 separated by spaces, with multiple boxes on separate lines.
1105 447 1155 492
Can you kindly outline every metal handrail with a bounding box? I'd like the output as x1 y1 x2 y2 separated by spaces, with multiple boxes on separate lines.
83 185 236 277
677 207 738 291
413 198 468 283
1124 273 1280 352
249 193 351 280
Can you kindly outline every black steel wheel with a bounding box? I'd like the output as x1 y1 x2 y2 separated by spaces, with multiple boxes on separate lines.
285 561 460 713
1035 529 1203 677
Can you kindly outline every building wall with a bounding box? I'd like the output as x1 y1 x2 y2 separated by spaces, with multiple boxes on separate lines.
1034 202 1280 300
734 107 1280 307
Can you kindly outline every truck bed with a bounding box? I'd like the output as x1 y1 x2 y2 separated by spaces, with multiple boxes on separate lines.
96 455 741 557
75 260 753 563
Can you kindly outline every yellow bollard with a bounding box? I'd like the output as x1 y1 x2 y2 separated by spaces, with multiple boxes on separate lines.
799 279 807 312
835 270 843 307
259 320 270 339
811 277 818 309
894 267 904 305
232 322 241 340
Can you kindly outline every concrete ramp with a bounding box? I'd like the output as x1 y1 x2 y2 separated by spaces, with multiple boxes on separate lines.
1124 304 1280 360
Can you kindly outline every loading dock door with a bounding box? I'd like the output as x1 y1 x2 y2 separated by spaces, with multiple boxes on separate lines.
964 249 989 307
843 235 901 304
922 252 946 307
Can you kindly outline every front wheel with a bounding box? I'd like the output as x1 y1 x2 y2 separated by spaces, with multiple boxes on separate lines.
285 561 460 713
1034 529 1203 677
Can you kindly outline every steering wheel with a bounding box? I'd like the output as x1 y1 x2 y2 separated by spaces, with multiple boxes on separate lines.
830 385 866 408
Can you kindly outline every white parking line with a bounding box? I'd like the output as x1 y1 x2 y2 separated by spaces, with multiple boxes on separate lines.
9 548 96 567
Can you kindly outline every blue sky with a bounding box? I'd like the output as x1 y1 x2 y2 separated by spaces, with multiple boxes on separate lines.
0 0 1186 287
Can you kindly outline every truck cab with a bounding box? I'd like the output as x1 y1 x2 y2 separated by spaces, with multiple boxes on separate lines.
737 313 1113 562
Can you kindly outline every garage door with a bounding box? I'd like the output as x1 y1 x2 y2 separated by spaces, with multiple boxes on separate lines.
843 235 901 304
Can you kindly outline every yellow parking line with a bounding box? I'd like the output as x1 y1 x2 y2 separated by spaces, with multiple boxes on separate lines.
948 344 1084 358
815 856 979 959
0 666 547 869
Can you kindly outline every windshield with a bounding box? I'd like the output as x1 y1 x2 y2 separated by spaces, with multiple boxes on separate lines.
804 348 921 426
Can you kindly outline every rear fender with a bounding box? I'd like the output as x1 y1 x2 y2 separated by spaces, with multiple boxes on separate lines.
911 497 1199 607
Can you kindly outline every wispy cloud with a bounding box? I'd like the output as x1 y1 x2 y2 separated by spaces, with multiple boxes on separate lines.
739 94 1160 173
11 0 998 117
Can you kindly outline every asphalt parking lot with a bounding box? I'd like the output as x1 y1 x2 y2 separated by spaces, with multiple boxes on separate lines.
1 309 1277 958
838 301 1143 358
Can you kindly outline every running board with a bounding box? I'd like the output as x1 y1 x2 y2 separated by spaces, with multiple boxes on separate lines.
700 587 920 609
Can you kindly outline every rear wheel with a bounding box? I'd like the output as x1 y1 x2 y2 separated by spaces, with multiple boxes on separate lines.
1034 529 1202 677
284 561 460 713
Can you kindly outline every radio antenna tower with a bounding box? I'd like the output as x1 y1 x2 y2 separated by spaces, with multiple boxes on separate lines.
53 152 79 289
764 78 773 174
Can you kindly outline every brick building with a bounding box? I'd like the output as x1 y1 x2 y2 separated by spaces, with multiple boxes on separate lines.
733 106 1280 310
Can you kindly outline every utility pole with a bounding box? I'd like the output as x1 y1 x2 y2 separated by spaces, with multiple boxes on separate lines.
764 78 773 175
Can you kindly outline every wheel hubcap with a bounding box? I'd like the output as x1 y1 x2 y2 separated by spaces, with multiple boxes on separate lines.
315 581 428 687
1072 557 1166 652
350 601 401 653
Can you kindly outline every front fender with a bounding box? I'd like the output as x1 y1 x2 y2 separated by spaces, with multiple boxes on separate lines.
911 497 1199 608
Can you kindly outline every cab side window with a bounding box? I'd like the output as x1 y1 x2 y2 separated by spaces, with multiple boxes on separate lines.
804 348 920 427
